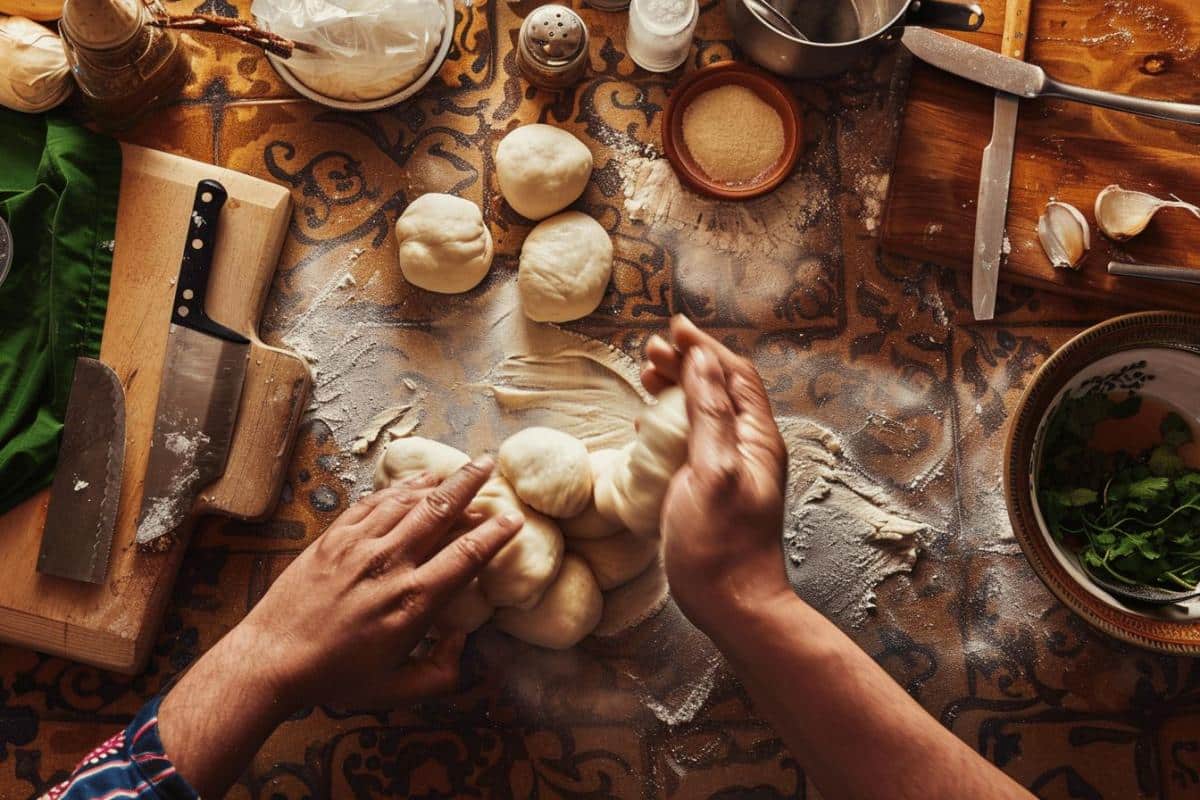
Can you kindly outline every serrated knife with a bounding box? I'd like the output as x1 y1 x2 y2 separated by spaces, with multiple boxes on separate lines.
136 179 249 549
972 0 1032 321
37 358 126 583
901 28 1200 125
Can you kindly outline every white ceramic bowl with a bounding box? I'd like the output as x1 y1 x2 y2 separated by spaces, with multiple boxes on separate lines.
1029 346 1200 622
1006 311 1200 654
263 0 455 112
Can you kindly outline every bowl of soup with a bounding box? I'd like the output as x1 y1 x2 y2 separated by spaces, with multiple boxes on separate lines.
1005 311 1200 654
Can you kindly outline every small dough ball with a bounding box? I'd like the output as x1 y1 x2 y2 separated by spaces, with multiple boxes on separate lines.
395 193 494 294
518 211 612 322
599 387 689 535
495 124 593 220
568 529 660 590
561 449 627 539
494 554 603 649
374 437 469 489
470 478 565 609
498 427 592 518
436 579 493 633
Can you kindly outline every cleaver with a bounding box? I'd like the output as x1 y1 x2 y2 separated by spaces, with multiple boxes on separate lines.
37 358 126 583
135 179 250 550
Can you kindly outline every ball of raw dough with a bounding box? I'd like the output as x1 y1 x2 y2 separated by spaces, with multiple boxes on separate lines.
373 436 470 489
436 579 494 633
495 124 593 220
395 193 494 294
596 387 689 535
498 427 592 518
494 554 603 649
561 448 627 539
568 529 660 590
518 211 613 323
470 477 565 609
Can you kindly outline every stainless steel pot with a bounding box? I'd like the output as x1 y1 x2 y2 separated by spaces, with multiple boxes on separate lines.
727 0 984 78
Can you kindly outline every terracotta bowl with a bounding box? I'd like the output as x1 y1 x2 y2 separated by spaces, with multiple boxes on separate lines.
662 61 803 200
1006 311 1200 654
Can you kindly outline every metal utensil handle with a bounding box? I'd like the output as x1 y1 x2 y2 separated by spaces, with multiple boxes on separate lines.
907 0 984 31
1108 260 1200 286
1043 78 1200 126
171 179 248 344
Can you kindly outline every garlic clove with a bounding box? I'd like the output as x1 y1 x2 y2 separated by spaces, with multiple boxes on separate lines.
1094 184 1200 241
1037 201 1090 271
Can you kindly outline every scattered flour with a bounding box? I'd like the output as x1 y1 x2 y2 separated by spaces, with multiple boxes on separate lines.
72 479 89 492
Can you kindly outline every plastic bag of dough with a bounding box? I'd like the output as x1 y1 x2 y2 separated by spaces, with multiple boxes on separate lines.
0 17 71 113
251 0 445 102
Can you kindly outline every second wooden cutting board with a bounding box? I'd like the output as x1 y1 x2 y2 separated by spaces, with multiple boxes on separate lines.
882 0 1200 310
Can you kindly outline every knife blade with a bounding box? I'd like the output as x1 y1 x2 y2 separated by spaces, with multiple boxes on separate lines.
37 358 126 583
901 28 1200 126
136 179 249 549
972 0 1033 321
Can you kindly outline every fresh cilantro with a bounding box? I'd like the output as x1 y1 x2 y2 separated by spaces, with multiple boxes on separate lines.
1037 392 1200 592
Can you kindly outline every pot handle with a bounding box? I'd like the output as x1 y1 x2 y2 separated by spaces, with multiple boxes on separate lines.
906 0 984 31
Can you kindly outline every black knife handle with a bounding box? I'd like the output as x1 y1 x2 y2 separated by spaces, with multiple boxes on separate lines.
171 180 249 344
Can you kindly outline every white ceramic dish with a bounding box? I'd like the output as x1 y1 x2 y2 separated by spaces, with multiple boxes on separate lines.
1028 347 1200 622
263 0 455 112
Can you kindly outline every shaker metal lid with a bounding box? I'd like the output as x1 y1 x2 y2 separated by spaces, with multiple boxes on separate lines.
0 217 11 289
522 4 586 64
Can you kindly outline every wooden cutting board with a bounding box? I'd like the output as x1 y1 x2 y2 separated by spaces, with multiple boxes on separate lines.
0 144 311 674
881 0 1200 309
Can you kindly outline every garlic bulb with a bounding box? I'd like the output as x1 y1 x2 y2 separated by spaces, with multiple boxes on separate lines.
1094 184 1200 241
1037 201 1090 271
0 16 72 113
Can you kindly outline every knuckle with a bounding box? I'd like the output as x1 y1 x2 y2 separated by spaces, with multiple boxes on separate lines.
696 393 734 419
359 548 393 580
701 459 740 494
453 534 489 567
423 488 457 520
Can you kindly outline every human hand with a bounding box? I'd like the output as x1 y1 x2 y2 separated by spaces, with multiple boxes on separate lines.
229 457 523 711
641 316 791 634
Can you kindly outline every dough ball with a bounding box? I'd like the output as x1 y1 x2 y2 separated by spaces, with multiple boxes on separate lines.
470 478 565 609
494 554 603 649
561 449 627 539
498 427 592 518
374 437 470 489
395 193 494 294
601 387 689 535
593 558 668 637
436 579 493 633
495 124 593 221
568 529 660 590
518 211 613 323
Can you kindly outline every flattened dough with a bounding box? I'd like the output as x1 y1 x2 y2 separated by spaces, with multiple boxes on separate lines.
593 558 669 638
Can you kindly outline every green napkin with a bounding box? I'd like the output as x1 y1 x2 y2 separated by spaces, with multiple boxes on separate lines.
0 110 121 514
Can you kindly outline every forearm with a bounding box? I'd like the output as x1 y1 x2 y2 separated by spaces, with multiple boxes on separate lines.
157 625 297 798
709 592 1033 800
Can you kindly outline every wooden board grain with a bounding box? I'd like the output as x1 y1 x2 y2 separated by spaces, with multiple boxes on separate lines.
882 0 1200 309
0 145 310 674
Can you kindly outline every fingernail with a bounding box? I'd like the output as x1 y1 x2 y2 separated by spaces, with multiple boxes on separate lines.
500 510 524 526
471 454 494 471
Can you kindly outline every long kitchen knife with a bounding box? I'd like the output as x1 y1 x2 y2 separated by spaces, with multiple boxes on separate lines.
972 0 1033 321
37 358 126 583
136 180 249 549
901 28 1200 126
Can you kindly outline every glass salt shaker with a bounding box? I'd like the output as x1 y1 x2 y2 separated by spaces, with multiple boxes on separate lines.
626 0 698 72
517 4 590 91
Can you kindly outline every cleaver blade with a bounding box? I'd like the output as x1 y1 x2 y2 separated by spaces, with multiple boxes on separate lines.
135 179 249 550
37 358 126 584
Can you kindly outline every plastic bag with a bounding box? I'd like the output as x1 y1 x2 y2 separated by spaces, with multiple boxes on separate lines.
252 0 446 102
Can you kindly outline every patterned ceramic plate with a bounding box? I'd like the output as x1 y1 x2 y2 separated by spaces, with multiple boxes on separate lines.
1006 311 1200 655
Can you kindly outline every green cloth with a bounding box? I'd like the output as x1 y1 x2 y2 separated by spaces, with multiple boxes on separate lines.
0 110 121 514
